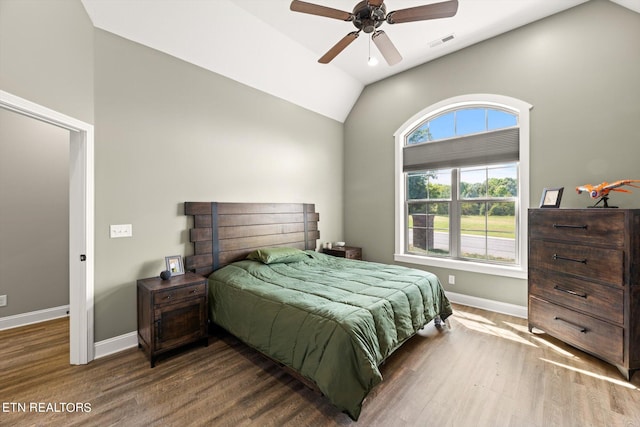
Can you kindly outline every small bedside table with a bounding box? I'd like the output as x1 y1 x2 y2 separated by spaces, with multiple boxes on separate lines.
323 246 362 260
137 272 208 367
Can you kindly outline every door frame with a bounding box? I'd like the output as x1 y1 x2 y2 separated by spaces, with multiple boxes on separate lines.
0 90 94 364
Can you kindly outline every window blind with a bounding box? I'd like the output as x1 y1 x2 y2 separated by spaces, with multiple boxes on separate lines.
403 127 519 172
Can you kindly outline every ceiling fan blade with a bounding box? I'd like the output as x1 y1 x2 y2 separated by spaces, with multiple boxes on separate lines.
387 0 459 24
372 30 402 66
290 0 353 21
368 0 385 7
318 32 359 64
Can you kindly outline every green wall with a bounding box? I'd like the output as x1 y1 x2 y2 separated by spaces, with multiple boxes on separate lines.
93 30 344 340
344 0 640 306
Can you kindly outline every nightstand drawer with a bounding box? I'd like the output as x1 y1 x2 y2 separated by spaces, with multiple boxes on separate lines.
323 246 362 260
343 247 361 260
154 282 206 305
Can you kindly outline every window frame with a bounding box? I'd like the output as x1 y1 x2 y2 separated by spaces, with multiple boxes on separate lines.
394 94 532 279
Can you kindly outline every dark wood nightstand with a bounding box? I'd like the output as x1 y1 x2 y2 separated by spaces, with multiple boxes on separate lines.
323 246 362 260
137 272 208 367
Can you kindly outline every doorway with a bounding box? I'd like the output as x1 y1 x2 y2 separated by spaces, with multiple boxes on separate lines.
0 90 94 364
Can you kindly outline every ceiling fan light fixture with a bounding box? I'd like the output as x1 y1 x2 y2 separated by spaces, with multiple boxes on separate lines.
372 30 402 66
289 0 459 64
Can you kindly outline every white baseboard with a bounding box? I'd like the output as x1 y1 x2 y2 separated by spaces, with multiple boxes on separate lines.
0 305 138 360
446 291 528 319
0 305 69 330
94 331 138 359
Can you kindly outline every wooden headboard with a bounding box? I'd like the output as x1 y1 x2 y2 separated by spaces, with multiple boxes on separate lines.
184 202 320 276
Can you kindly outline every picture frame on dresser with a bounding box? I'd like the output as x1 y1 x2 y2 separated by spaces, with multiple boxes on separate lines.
539 187 564 208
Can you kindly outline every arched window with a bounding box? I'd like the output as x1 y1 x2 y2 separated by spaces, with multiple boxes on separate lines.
394 95 532 278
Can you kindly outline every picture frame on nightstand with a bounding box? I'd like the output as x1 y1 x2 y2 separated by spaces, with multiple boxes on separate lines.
165 255 184 275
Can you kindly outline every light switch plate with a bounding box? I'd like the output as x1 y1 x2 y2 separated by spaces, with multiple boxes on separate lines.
110 224 133 238
0 295 7 307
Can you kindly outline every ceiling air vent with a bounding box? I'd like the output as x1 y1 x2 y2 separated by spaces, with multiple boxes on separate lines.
429 33 455 48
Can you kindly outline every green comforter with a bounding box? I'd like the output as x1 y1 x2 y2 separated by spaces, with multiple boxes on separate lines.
208 251 452 420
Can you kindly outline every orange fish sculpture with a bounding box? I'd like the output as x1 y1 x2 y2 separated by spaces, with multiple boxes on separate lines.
576 179 640 207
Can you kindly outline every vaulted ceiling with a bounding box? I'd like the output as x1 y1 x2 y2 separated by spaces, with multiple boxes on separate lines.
81 0 640 122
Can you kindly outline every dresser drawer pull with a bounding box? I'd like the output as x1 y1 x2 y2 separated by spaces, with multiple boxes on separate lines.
553 285 587 299
554 316 587 333
553 223 588 230
553 254 587 264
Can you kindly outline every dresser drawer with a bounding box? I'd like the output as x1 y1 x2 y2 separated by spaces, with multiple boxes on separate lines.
529 239 623 286
529 270 624 324
529 209 626 247
154 282 206 305
529 296 623 365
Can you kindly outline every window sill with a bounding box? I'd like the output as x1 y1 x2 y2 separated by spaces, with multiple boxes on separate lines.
393 253 527 279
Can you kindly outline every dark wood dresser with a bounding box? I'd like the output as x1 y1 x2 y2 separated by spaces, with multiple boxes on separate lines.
528 208 640 379
137 272 208 367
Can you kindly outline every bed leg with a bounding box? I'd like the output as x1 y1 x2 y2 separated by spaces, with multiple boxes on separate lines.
434 315 449 330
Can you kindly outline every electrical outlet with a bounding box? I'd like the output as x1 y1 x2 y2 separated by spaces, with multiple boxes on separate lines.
448 275 455 285
0 295 7 307
110 224 133 238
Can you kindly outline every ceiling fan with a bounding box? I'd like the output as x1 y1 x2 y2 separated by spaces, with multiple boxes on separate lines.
290 0 459 66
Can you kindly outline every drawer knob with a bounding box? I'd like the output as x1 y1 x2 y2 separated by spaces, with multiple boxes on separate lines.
554 316 587 333
553 254 587 264
553 285 587 299
553 223 588 230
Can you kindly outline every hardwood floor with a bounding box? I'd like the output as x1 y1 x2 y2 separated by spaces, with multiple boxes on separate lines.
2 304 639 426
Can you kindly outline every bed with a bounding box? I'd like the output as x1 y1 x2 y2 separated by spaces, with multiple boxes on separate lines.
184 202 452 420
